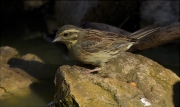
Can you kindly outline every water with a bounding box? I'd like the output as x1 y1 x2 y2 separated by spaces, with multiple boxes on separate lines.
0 80 54 107
0 20 62 107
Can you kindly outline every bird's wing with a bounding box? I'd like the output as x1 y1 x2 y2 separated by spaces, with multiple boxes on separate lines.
80 29 135 53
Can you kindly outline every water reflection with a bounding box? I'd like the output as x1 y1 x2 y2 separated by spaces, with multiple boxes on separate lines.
0 79 54 107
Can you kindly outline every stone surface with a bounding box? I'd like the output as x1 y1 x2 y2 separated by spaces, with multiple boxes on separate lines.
0 46 36 99
53 52 180 107
0 64 36 100
0 46 50 100
8 53 50 79
0 46 20 64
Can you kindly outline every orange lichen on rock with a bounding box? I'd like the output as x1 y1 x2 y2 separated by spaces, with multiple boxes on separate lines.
129 82 137 87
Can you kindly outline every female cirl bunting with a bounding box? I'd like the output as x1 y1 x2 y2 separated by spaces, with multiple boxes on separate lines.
53 24 159 73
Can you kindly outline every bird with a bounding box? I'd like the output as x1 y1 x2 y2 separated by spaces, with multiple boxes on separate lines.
53 24 159 72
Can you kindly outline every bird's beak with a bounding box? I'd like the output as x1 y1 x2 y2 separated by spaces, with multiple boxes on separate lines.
53 36 61 43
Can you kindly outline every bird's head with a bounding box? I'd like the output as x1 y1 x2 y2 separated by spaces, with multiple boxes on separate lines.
53 25 81 48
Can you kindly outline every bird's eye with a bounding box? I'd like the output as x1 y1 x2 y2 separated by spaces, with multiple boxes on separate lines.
63 33 68 37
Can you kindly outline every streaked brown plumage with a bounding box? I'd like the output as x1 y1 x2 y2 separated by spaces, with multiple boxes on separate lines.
53 24 159 67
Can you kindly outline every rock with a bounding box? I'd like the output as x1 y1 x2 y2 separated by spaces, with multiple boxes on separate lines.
0 46 50 100
0 64 36 100
0 46 36 99
8 54 50 79
21 53 45 62
0 46 20 64
53 52 180 107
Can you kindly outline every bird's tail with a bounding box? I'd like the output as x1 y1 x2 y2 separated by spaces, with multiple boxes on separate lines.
129 24 160 39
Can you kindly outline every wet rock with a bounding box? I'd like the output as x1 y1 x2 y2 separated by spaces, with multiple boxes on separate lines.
8 54 50 79
0 46 50 100
53 52 180 107
0 46 20 64
0 46 36 99
0 64 36 100
21 53 45 62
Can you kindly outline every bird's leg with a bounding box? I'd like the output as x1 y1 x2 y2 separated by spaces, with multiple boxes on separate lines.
74 64 102 73
86 67 102 73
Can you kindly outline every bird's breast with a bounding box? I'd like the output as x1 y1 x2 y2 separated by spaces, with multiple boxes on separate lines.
69 46 117 66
